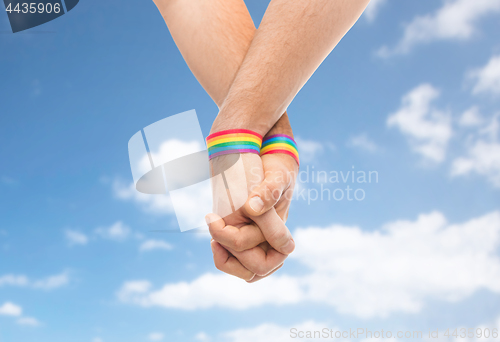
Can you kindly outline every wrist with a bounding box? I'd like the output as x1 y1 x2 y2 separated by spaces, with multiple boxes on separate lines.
210 98 280 136
210 112 271 138
264 111 294 138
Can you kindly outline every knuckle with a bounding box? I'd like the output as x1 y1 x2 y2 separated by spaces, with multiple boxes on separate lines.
232 236 245 252
254 264 270 277
269 229 289 245
208 227 221 241
263 184 281 203
214 260 224 272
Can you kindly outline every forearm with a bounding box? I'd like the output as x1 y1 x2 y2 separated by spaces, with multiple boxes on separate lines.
153 0 254 107
153 0 293 137
212 0 370 136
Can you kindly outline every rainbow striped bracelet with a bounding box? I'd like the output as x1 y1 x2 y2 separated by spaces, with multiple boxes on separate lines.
260 134 300 166
206 129 263 160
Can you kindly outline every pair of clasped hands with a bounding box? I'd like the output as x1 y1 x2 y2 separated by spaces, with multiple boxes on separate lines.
152 0 370 282
206 124 299 283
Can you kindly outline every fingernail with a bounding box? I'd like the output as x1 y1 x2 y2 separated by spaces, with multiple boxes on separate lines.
205 214 213 225
280 238 295 254
249 196 264 213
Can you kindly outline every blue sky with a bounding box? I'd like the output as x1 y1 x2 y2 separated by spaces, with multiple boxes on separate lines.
1 0 500 341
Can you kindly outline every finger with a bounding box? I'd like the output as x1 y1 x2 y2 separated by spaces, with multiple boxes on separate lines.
223 244 288 277
211 240 255 281
274 187 295 221
252 208 295 254
247 263 283 283
245 169 290 217
206 213 266 252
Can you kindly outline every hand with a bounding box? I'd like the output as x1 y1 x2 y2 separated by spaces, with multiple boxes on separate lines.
246 153 298 221
207 152 298 282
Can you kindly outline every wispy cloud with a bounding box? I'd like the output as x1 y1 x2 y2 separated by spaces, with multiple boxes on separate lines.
387 84 452 162
452 114 500 187
95 221 131 242
139 239 173 252
113 180 174 215
65 229 88 246
0 302 22 316
459 107 484 127
294 137 325 163
347 133 379 152
363 0 388 22
17 316 41 327
469 55 500 97
32 272 70 290
378 0 500 57
0 272 69 290
0 302 41 327
195 332 211 342
0 274 29 287
148 332 164 341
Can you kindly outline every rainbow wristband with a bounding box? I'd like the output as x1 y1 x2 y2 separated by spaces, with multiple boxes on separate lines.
206 129 263 160
260 134 300 166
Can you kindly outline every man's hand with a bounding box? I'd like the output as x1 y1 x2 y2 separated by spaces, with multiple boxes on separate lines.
246 153 298 221
206 152 298 282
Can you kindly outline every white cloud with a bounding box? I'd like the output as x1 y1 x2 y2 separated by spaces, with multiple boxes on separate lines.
451 114 500 186
17 316 41 327
95 221 131 241
113 180 174 215
294 137 324 163
452 141 500 186
149 139 203 168
0 272 69 290
364 0 388 22
378 0 500 56
65 229 88 246
0 302 22 316
195 332 211 341
92 338 103 342
148 332 164 341
222 320 326 342
347 133 378 152
118 211 500 318
32 272 69 290
139 239 173 252
469 55 500 96
387 84 452 162
117 273 304 310
117 280 151 296
113 178 213 233
0 274 28 287
292 210 500 318
459 107 483 127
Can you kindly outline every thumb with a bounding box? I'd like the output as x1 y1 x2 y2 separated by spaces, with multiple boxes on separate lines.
245 171 288 216
252 208 295 255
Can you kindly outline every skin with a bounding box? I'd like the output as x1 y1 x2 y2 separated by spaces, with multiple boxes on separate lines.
152 0 371 281
212 0 371 136
152 0 298 281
